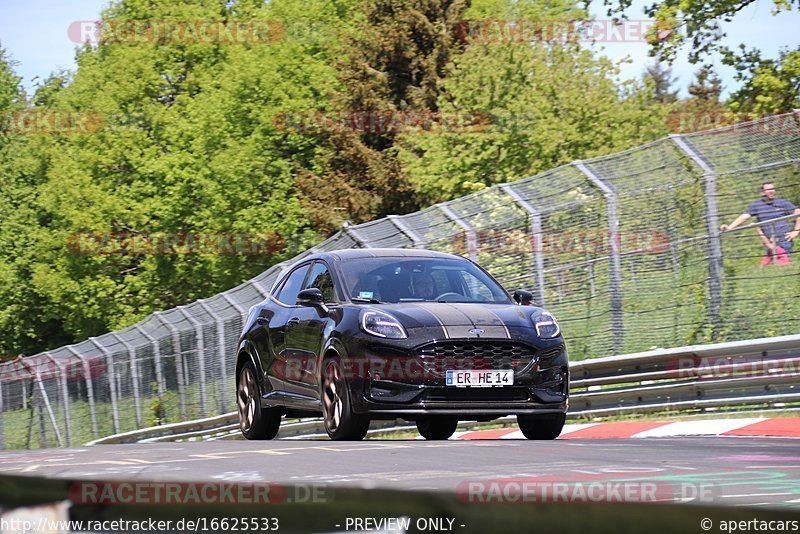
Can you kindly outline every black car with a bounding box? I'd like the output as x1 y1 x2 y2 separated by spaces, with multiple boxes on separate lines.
235 248 568 441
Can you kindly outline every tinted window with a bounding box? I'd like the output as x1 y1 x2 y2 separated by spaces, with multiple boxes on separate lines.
340 257 511 304
275 264 310 305
304 262 336 302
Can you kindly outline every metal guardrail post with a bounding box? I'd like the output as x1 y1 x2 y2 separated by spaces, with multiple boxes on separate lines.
670 134 723 335
42 353 71 447
438 203 477 262
500 183 547 307
134 324 166 402
154 312 187 421
387 215 426 248
177 306 208 418
88 337 119 434
198 300 229 414
68 347 99 439
112 334 143 428
574 161 624 354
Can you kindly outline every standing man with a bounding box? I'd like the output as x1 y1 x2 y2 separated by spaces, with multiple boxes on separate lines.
720 182 800 256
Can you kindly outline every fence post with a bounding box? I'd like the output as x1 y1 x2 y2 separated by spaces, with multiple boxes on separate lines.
670 134 723 334
342 221 369 248
112 334 142 428
134 323 166 404
69 347 99 439
438 203 478 261
43 353 71 447
177 306 207 418
88 337 119 434
574 160 624 354
387 215 426 249
154 312 187 421
198 300 229 414
34 368 63 447
500 183 547 307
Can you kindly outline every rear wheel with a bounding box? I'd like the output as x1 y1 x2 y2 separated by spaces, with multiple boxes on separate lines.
416 417 459 440
322 357 369 441
517 412 566 440
237 361 281 440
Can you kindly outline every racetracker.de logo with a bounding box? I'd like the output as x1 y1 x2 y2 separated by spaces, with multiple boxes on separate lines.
67 20 284 45
1 110 104 135
456 480 719 503
68 482 329 505
67 232 285 255
455 19 677 44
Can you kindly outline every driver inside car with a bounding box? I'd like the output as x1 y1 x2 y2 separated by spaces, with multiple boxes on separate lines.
410 272 436 300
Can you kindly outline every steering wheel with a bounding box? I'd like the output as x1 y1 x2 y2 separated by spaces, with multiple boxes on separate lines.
435 292 470 302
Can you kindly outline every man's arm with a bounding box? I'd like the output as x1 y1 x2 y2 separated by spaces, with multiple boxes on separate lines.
786 207 800 242
756 227 775 250
720 213 751 232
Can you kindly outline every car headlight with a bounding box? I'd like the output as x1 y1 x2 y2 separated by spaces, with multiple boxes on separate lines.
360 310 407 339
532 311 560 338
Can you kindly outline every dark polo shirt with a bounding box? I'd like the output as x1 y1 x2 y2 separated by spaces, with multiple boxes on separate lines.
746 197 797 239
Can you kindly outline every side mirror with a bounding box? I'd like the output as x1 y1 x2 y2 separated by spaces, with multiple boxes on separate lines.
297 288 324 306
513 289 535 306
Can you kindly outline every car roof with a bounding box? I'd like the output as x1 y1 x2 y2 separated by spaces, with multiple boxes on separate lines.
327 248 462 261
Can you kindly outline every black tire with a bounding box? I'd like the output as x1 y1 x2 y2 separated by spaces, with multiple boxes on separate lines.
416 417 459 440
322 357 369 441
517 412 566 440
237 361 281 440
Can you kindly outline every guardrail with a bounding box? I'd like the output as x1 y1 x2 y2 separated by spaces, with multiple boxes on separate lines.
568 333 800 417
86 334 800 444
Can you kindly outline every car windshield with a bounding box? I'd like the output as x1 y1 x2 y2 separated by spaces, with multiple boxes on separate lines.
338 257 512 304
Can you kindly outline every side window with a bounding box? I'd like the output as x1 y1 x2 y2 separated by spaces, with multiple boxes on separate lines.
304 262 336 302
459 271 493 301
275 264 311 305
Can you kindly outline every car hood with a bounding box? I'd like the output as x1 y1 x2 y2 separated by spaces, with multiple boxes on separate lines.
374 302 540 339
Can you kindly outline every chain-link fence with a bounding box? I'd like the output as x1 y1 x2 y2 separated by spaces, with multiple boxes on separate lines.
2 111 799 450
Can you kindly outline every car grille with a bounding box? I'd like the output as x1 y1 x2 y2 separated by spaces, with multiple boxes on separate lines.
416 341 538 375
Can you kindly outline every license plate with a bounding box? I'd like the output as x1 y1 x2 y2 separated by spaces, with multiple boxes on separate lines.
445 370 513 387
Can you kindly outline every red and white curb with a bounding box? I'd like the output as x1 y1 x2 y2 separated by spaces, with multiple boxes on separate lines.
454 417 800 440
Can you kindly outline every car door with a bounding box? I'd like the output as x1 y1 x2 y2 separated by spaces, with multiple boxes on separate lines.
266 262 312 392
283 260 338 399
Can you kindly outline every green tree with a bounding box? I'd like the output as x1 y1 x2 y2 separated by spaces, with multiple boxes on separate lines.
397 40 669 202
600 0 799 64
643 61 679 105
726 46 800 116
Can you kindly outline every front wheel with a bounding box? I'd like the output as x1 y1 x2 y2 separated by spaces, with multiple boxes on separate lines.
237 361 281 440
322 357 370 441
416 417 459 440
517 412 566 440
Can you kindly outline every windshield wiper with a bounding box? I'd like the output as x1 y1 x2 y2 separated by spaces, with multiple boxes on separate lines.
351 297 383 304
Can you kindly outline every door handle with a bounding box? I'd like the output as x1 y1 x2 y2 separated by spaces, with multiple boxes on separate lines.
287 317 300 328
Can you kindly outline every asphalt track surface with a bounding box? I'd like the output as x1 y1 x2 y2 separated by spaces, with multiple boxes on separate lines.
1 437 799 511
